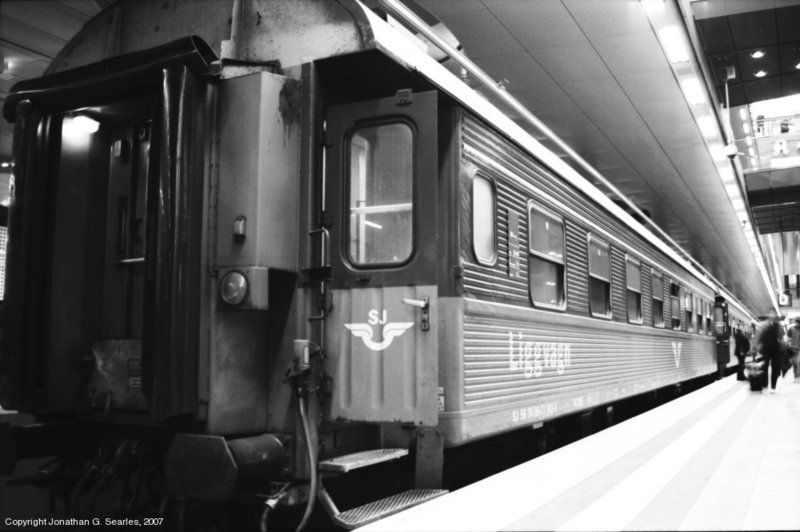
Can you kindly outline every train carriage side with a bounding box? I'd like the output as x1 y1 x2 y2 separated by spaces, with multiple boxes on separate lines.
437 108 721 447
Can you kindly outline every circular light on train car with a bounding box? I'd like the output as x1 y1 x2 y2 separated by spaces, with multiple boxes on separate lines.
220 271 248 306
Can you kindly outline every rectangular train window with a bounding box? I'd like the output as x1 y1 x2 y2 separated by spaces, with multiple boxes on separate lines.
528 203 565 309
696 297 704 334
685 292 694 332
348 123 413 266
671 283 681 330
652 270 664 327
588 237 611 318
626 256 642 323
705 302 712 334
472 173 497 265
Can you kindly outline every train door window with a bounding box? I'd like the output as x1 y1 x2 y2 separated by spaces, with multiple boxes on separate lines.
671 283 681 330
472 174 496 265
347 123 413 266
528 203 565 309
626 256 642 323
588 237 611 318
705 302 712 334
713 300 726 336
652 270 664 327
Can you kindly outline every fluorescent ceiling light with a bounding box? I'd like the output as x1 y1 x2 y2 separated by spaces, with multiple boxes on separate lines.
710 144 727 162
658 27 690 63
680 77 706 105
717 166 735 183
696 115 717 138
750 50 765 59
754 70 767 78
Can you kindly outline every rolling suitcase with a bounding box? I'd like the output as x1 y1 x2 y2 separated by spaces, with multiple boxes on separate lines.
746 361 764 391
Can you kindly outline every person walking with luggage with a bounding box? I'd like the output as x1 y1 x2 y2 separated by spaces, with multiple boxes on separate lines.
733 328 750 381
787 316 800 383
754 309 785 394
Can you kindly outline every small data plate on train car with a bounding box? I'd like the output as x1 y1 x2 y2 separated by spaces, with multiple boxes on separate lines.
85 339 148 412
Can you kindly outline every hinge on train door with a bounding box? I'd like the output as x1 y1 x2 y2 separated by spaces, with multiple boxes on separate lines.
402 297 429 331
301 226 332 284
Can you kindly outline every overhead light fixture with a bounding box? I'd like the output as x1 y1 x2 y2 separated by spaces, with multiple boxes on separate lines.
658 27 691 63
696 115 716 137
72 115 100 133
709 143 727 161
750 50 765 59
0 162 9 169
63 114 100 140
680 77 706 105
718 166 735 183
754 70 767 78
795 62 800 70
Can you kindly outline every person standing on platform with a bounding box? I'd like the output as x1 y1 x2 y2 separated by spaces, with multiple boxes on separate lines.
733 328 750 381
786 317 800 383
754 309 785 393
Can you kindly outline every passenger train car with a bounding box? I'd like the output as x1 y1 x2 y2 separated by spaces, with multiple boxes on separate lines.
0 0 755 529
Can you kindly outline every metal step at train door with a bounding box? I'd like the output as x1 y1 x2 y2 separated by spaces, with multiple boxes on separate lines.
317 448 447 530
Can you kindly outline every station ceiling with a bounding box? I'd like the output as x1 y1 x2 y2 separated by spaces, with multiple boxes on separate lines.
1 0 799 314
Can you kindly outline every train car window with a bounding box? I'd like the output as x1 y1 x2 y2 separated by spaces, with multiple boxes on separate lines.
626 256 642 324
696 297 704 334
528 203 565 309
347 123 413 266
705 302 712 335
588 237 611 318
671 283 681 330
472 174 497 266
685 292 694 333
652 270 664 328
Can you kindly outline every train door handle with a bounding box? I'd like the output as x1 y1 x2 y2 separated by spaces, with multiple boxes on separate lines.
402 297 430 331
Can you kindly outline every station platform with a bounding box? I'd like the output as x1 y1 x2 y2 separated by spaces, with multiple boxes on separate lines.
359 372 800 532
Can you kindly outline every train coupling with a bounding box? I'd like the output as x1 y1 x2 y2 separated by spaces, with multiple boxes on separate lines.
164 433 289 502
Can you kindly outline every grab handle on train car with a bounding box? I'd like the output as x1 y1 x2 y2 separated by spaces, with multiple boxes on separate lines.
403 297 430 331
402 297 428 309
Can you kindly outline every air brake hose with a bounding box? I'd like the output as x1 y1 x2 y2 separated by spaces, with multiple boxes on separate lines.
294 393 318 532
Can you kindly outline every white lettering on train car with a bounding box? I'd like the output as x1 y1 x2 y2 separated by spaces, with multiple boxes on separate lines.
671 341 682 368
511 402 558 423
345 310 413 352
507 332 572 378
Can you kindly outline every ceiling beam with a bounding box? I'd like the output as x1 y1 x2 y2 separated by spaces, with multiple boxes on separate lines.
748 186 800 207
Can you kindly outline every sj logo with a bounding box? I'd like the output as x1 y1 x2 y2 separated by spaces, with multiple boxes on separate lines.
345 310 413 352
671 341 682 368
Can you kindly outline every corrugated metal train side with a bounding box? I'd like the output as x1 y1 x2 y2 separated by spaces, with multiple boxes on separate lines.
438 110 717 446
